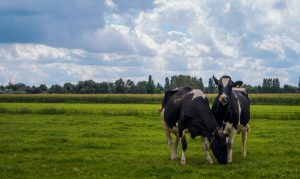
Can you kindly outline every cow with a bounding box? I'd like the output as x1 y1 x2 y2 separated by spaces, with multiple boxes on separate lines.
160 86 228 165
211 75 250 163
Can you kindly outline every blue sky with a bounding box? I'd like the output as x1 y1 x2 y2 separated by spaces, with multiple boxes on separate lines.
0 0 299 86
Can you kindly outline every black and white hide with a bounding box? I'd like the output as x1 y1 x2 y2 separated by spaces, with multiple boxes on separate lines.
211 75 250 163
160 87 228 165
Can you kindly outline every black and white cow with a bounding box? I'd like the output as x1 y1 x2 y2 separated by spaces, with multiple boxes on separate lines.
160 86 228 165
211 75 250 163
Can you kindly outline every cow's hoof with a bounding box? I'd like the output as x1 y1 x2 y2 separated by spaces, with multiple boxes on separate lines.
171 153 177 160
208 160 213 164
181 160 186 165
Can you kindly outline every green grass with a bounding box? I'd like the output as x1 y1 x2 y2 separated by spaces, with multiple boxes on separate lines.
0 104 299 178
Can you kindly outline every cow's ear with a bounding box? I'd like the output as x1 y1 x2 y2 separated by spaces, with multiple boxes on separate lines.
213 76 219 85
233 81 243 88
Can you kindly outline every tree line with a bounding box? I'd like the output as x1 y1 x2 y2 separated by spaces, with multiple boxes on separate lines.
1 75 300 94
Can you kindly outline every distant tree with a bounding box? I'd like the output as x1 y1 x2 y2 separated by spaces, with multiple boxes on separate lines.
146 75 155 94
155 82 164 93
136 81 147 93
164 77 170 91
108 82 115 93
114 78 126 93
76 80 96 94
272 78 280 93
262 78 273 93
208 77 216 93
243 84 258 93
7 81 18 91
48 84 67 93
199 78 204 91
96 82 110 93
38 84 48 93
257 85 262 93
63 83 76 93
283 84 297 93
31 86 41 94
125 79 135 93
298 76 300 92
166 75 204 90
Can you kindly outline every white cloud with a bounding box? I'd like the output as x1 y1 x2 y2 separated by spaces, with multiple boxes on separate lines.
0 44 85 61
1 0 300 86
105 0 117 9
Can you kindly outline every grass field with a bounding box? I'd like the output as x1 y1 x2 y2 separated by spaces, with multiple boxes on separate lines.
0 103 300 178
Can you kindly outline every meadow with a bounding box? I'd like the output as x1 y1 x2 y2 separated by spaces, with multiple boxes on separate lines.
0 94 300 178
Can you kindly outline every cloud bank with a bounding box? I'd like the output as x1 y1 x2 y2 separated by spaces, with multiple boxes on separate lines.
0 0 299 86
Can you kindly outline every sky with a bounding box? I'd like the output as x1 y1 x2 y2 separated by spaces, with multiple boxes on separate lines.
0 0 300 86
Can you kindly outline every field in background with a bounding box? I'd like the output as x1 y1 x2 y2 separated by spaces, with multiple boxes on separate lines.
0 103 300 120
1 93 300 105
0 103 300 178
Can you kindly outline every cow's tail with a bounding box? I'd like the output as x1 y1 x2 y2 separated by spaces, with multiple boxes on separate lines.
158 108 163 113
158 96 165 114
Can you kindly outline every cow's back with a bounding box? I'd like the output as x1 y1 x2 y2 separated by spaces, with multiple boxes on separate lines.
163 87 192 129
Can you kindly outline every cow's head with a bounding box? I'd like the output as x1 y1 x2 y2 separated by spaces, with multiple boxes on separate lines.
213 75 243 105
210 129 228 164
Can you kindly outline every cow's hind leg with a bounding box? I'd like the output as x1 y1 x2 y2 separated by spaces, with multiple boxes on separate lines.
172 134 180 160
160 108 175 160
228 128 236 163
180 130 187 165
201 136 213 164
242 124 250 158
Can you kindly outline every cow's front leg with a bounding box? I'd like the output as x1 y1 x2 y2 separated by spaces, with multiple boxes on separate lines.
172 134 180 160
160 108 174 160
228 128 236 163
180 130 187 165
201 136 213 164
242 124 250 158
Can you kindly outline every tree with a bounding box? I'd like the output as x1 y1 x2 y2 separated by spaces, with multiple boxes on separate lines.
208 77 216 93
272 78 280 93
96 82 110 93
108 82 115 93
155 83 164 93
298 76 300 92
7 81 18 91
164 77 170 91
262 78 273 93
76 80 96 94
38 84 48 93
199 78 204 90
243 84 258 93
283 85 297 93
136 81 147 93
125 79 135 93
48 84 67 93
114 78 126 93
63 83 76 93
146 75 155 94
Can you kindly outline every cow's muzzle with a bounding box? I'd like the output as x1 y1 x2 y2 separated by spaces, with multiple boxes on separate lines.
219 94 230 105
